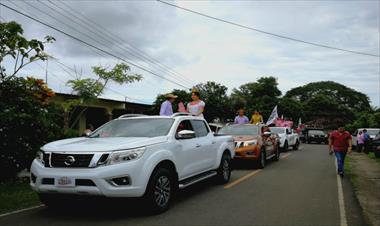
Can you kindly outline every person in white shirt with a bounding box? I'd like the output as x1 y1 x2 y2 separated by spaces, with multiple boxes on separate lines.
187 91 205 117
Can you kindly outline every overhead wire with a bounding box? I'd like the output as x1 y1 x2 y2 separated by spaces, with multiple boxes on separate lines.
157 0 380 58
53 0 198 87
0 2 191 89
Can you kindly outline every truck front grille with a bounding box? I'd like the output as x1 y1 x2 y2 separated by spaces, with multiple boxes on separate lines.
48 153 94 168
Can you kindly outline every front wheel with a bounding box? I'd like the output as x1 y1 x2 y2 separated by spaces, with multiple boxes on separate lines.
144 167 173 214
216 153 232 184
274 146 280 161
293 140 300 150
256 150 266 169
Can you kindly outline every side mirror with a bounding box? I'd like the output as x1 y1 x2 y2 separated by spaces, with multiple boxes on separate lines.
177 130 196 139
263 131 271 136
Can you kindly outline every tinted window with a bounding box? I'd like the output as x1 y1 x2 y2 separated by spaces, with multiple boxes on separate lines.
89 118 174 138
176 120 193 133
218 125 259 136
270 127 285 134
191 120 209 137
308 130 325 135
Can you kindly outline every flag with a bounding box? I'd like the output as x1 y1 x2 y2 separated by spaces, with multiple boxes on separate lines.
266 105 278 126
298 118 302 126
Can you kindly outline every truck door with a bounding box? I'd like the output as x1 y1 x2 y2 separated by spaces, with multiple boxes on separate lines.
190 120 215 171
175 120 202 178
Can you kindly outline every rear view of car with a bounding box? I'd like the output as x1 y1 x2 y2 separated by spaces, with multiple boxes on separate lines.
307 130 328 144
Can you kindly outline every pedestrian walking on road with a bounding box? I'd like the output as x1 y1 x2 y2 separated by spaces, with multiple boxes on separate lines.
357 131 365 152
187 90 205 117
329 126 352 177
234 109 249 124
159 93 177 116
250 110 263 125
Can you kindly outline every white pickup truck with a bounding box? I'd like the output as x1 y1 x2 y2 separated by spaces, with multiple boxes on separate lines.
269 127 300 151
30 114 235 213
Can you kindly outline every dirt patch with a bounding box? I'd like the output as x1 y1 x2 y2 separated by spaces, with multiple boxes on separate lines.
348 152 380 226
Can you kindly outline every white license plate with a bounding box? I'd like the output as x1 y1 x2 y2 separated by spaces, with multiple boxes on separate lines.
55 177 75 187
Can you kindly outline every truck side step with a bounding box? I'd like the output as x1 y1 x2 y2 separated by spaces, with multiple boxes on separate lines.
179 171 217 189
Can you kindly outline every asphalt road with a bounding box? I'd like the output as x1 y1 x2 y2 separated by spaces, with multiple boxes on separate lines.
0 144 367 226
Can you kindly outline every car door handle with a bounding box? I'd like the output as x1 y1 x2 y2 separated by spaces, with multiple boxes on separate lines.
196 144 202 148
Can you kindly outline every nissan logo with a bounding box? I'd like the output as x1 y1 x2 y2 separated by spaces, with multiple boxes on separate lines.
64 155 76 166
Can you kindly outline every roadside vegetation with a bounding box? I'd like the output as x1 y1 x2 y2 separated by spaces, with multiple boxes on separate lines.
0 178 40 214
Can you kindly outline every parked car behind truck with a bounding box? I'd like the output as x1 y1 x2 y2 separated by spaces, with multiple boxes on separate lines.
269 127 300 151
30 114 235 213
217 124 280 168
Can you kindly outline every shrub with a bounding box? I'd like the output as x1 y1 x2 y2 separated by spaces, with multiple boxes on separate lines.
0 77 64 182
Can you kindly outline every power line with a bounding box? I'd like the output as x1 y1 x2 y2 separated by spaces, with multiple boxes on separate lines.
37 0 195 88
0 2 191 89
157 0 380 58
54 0 198 87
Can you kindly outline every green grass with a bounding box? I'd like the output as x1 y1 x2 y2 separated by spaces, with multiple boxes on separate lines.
0 178 40 214
345 155 358 188
368 152 380 166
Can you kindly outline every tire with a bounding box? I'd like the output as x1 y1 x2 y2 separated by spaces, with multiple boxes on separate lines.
216 153 232 184
256 150 266 169
273 146 280 161
283 141 288 151
293 140 300 150
144 167 174 214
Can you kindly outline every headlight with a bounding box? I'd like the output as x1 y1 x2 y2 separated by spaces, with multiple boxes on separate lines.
107 147 146 165
36 150 44 164
244 140 258 146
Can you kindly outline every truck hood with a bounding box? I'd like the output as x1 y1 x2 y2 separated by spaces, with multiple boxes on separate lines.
42 136 168 152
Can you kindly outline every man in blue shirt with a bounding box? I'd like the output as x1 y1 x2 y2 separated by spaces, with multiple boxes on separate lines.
363 129 370 153
159 94 177 116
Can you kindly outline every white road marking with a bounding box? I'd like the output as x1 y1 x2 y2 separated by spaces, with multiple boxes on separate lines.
334 158 348 226
0 205 44 218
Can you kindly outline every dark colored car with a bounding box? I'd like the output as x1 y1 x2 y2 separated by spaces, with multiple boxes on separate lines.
306 130 328 144
368 133 380 158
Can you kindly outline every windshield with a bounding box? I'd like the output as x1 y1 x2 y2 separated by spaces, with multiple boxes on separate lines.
218 125 259 136
270 127 285 134
364 129 380 136
89 118 174 138
308 130 325 135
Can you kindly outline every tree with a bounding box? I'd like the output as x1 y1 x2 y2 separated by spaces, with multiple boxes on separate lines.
231 76 281 120
0 21 55 80
285 81 371 127
195 82 230 122
277 97 304 121
285 81 371 113
0 77 63 181
65 63 142 131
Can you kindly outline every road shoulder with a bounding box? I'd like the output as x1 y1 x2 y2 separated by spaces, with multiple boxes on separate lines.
347 152 380 226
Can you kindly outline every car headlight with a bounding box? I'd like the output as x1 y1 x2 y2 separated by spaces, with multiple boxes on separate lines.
244 140 258 146
36 150 44 164
107 147 146 165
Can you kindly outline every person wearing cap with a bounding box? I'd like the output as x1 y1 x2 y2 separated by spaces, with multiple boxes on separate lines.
159 93 177 116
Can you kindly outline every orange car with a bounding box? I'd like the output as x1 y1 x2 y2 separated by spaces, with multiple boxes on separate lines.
217 124 280 168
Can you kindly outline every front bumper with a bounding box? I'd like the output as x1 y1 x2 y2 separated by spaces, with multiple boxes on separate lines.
30 159 147 198
234 146 260 160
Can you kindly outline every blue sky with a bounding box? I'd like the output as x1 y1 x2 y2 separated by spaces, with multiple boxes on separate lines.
1 0 379 106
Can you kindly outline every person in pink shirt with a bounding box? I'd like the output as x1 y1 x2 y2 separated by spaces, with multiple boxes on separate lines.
357 131 365 153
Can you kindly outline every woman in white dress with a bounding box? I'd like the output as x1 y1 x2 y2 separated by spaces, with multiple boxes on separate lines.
187 91 205 117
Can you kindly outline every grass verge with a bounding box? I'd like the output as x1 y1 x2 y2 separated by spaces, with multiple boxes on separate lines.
368 152 380 166
345 155 358 188
0 178 40 215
